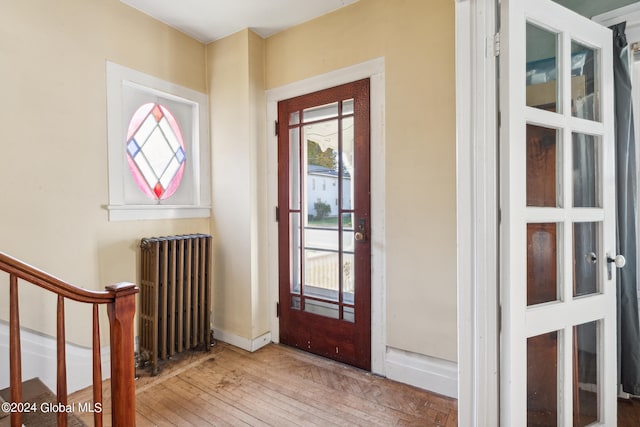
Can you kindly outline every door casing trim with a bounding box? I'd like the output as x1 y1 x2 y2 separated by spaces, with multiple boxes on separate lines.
456 0 500 425
266 57 386 375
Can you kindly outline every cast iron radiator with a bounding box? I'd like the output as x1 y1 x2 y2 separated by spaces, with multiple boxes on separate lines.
139 234 212 374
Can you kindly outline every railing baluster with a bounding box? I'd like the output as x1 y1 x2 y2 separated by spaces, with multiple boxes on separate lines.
92 303 103 427
57 295 68 427
9 274 22 427
1 253 138 426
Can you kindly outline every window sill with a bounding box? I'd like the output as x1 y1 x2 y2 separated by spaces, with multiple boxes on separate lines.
106 205 211 221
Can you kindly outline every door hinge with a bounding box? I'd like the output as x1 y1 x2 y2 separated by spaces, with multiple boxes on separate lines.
275 120 279 136
275 206 280 222
493 32 501 57
276 302 280 318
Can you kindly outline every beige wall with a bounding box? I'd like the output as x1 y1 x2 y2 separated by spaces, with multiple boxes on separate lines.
207 30 269 340
1 0 457 365
265 0 457 361
0 0 209 346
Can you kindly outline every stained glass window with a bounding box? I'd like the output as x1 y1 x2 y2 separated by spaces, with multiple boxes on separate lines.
107 62 210 221
126 103 186 200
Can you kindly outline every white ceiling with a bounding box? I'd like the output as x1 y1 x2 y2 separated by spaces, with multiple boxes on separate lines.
121 0 359 43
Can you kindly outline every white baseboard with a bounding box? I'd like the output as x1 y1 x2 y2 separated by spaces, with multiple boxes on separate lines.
385 346 458 398
0 321 110 394
212 328 272 352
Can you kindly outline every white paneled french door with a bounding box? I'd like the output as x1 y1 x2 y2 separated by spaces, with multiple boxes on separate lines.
500 0 618 425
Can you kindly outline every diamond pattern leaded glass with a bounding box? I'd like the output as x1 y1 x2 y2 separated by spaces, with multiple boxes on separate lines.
126 103 186 200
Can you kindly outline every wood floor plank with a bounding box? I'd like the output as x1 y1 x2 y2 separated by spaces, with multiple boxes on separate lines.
234 344 448 419
69 342 458 426
212 346 423 426
242 343 455 421
160 376 250 427
178 364 305 427
200 365 352 426
170 370 272 426
134 399 175 427
65 342 640 426
227 370 349 425
184 351 394 426
137 385 205 427
155 381 233 426
619 397 640 427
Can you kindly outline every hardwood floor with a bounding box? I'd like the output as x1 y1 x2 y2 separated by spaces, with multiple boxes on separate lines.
70 342 457 426
619 396 640 427
54 342 640 426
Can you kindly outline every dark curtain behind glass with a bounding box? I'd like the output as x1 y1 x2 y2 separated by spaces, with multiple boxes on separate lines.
611 22 640 395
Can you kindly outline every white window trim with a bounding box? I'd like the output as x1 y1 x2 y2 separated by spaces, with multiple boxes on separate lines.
105 61 211 221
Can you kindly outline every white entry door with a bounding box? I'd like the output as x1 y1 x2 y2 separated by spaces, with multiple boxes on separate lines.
500 0 618 425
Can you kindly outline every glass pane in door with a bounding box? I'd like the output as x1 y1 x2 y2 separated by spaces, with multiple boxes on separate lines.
571 41 600 122
342 116 355 211
289 126 301 210
573 222 599 298
528 331 559 426
288 117 303 312
303 101 339 122
527 223 560 306
304 118 341 316
572 133 600 208
290 212 301 299
291 101 359 321
342 98 354 115
527 23 559 112
574 321 599 427
527 124 561 207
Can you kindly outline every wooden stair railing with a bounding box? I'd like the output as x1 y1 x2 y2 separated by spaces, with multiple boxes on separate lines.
0 252 139 427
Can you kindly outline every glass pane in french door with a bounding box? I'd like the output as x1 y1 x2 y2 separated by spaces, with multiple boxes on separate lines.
573 222 599 298
527 223 560 306
526 23 559 112
528 330 559 426
527 124 561 207
288 99 357 321
573 133 601 208
571 41 600 122
574 320 600 427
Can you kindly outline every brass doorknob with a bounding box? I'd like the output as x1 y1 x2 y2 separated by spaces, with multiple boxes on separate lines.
355 231 365 241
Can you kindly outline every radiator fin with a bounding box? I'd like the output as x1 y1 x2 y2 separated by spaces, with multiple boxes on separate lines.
139 234 212 374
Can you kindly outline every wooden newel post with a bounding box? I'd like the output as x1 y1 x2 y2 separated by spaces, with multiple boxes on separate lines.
9 275 23 427
106 282 139 427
